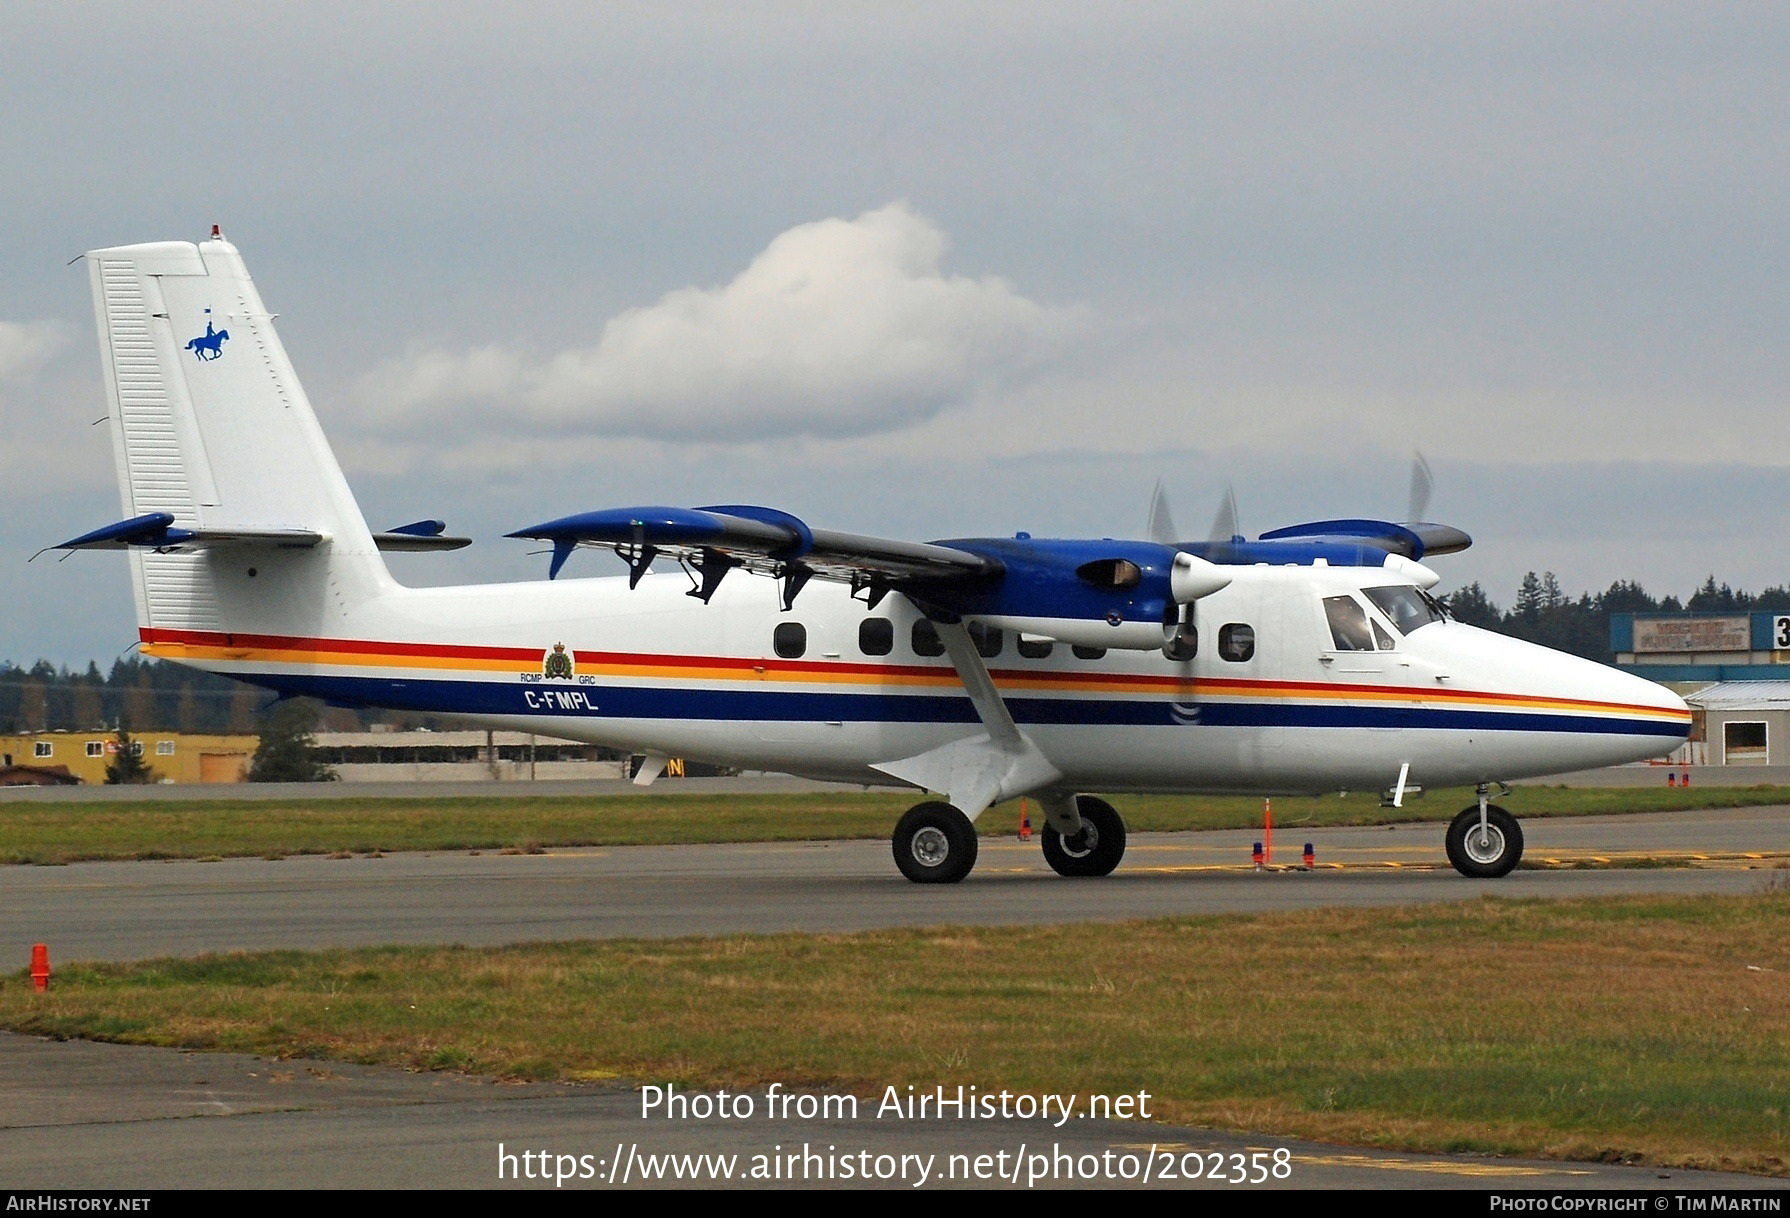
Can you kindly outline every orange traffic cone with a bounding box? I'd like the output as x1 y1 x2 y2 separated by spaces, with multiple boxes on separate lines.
30 944 49 993
1019 799 1032 840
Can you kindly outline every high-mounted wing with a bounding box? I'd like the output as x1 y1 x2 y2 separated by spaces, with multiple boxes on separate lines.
1254 517 1471 559
507 505 999 609
509 502 1241 650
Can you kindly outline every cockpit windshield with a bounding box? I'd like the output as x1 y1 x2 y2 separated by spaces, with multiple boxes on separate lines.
1363 585 1447 635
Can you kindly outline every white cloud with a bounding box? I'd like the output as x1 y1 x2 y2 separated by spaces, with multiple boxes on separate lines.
352 202 1083 448
0 320 70 384
0 319 108 501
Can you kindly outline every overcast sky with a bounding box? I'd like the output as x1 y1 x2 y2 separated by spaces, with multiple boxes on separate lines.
4 2 1788 666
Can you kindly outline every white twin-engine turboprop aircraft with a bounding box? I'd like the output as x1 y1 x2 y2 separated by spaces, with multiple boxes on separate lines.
59 232 1691 883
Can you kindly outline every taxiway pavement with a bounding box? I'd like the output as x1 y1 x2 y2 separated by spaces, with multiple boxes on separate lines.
6 806 1788 963
7 807 1790 1191
2 1033 1778 1191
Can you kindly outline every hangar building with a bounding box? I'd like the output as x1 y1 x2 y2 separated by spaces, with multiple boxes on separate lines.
1611 611 1790 684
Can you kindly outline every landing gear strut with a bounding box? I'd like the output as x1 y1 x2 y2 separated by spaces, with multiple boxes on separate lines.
1042 795 1128 877
1445 785 1524 878
892 801 979 884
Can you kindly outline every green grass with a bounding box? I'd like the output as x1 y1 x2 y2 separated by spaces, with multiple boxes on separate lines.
6 893 1789 1173
1 784 1786 865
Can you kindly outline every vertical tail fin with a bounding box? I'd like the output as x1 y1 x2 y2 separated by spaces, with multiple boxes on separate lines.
86 232 390 637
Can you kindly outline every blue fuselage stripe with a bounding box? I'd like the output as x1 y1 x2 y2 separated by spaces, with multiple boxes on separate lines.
257 673 1688 739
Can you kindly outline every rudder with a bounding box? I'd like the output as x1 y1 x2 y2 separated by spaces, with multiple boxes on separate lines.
86 231 391 639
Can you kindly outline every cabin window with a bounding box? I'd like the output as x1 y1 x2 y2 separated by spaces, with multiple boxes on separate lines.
1363 585 1445 634
1724 720 1768 764
1072 644 1107 660
86 741 105 758
1323 596 1376 652
967 621 1003 658
1018 635 1055 659
912 619 946 658
33 741 52 758
1218 623 1255 663
859 618 894 657
773 622 807 659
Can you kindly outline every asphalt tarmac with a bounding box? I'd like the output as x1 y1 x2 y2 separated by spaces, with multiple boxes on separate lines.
5 765 1787 802
2 1033 1779 1191
5 807 1789 963
6 805 1789 1191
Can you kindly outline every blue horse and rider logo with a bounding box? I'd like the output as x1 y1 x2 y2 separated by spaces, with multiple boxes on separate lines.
185 309 229 361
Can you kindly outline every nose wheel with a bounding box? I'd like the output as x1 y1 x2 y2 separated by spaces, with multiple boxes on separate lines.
1042 795 1128 877
1445 802 1523 878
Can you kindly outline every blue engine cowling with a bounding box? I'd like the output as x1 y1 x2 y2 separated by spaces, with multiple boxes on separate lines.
918 537 1195 649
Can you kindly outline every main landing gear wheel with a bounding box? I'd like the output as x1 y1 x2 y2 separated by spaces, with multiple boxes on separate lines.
1042 795 1127 878
1445 804 1524 878
892 801 978 884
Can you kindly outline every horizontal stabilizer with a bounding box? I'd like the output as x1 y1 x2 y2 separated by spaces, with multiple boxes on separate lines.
372 519 471 552
53 513 323 552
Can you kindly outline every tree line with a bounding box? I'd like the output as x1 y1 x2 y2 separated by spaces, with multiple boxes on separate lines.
0 656 386 735
7 572 1790 734
1441 574 1790 665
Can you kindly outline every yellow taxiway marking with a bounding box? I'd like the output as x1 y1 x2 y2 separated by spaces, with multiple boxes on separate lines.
1105 1145 1587 1178
1294 1153 1592 1179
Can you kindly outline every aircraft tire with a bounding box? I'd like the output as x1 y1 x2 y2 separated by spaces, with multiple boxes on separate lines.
1445 805 1523 878
892 801 979 884
1042 795 1127 878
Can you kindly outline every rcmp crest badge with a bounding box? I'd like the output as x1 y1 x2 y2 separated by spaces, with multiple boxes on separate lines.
543 642 574 680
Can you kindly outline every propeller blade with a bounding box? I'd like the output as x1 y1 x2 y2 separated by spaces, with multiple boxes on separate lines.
1147 480 1179 545
1208 485 1240 545
1407 451 1434 523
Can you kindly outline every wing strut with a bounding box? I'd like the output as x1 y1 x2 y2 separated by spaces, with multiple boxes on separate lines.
870 610 1064 820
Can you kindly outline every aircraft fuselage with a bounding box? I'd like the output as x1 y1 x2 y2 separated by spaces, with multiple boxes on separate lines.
140 554 1689 800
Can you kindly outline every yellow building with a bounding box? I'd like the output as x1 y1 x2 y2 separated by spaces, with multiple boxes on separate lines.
0 732 259 785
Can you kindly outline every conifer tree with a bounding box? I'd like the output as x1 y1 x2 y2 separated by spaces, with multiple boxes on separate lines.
247 698 337 783
103 727 157 784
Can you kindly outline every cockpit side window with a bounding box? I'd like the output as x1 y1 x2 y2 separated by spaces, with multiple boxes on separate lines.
1322 595 1375 652
1371 618 1396 650
1363 585 1446 635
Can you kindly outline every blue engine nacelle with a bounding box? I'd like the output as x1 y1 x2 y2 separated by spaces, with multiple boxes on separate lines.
920 537 1230 650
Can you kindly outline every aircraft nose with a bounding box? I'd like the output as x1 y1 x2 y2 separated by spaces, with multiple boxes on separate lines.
1423 624 1692 769
1547 645 1690 738
1616 668 1690 717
